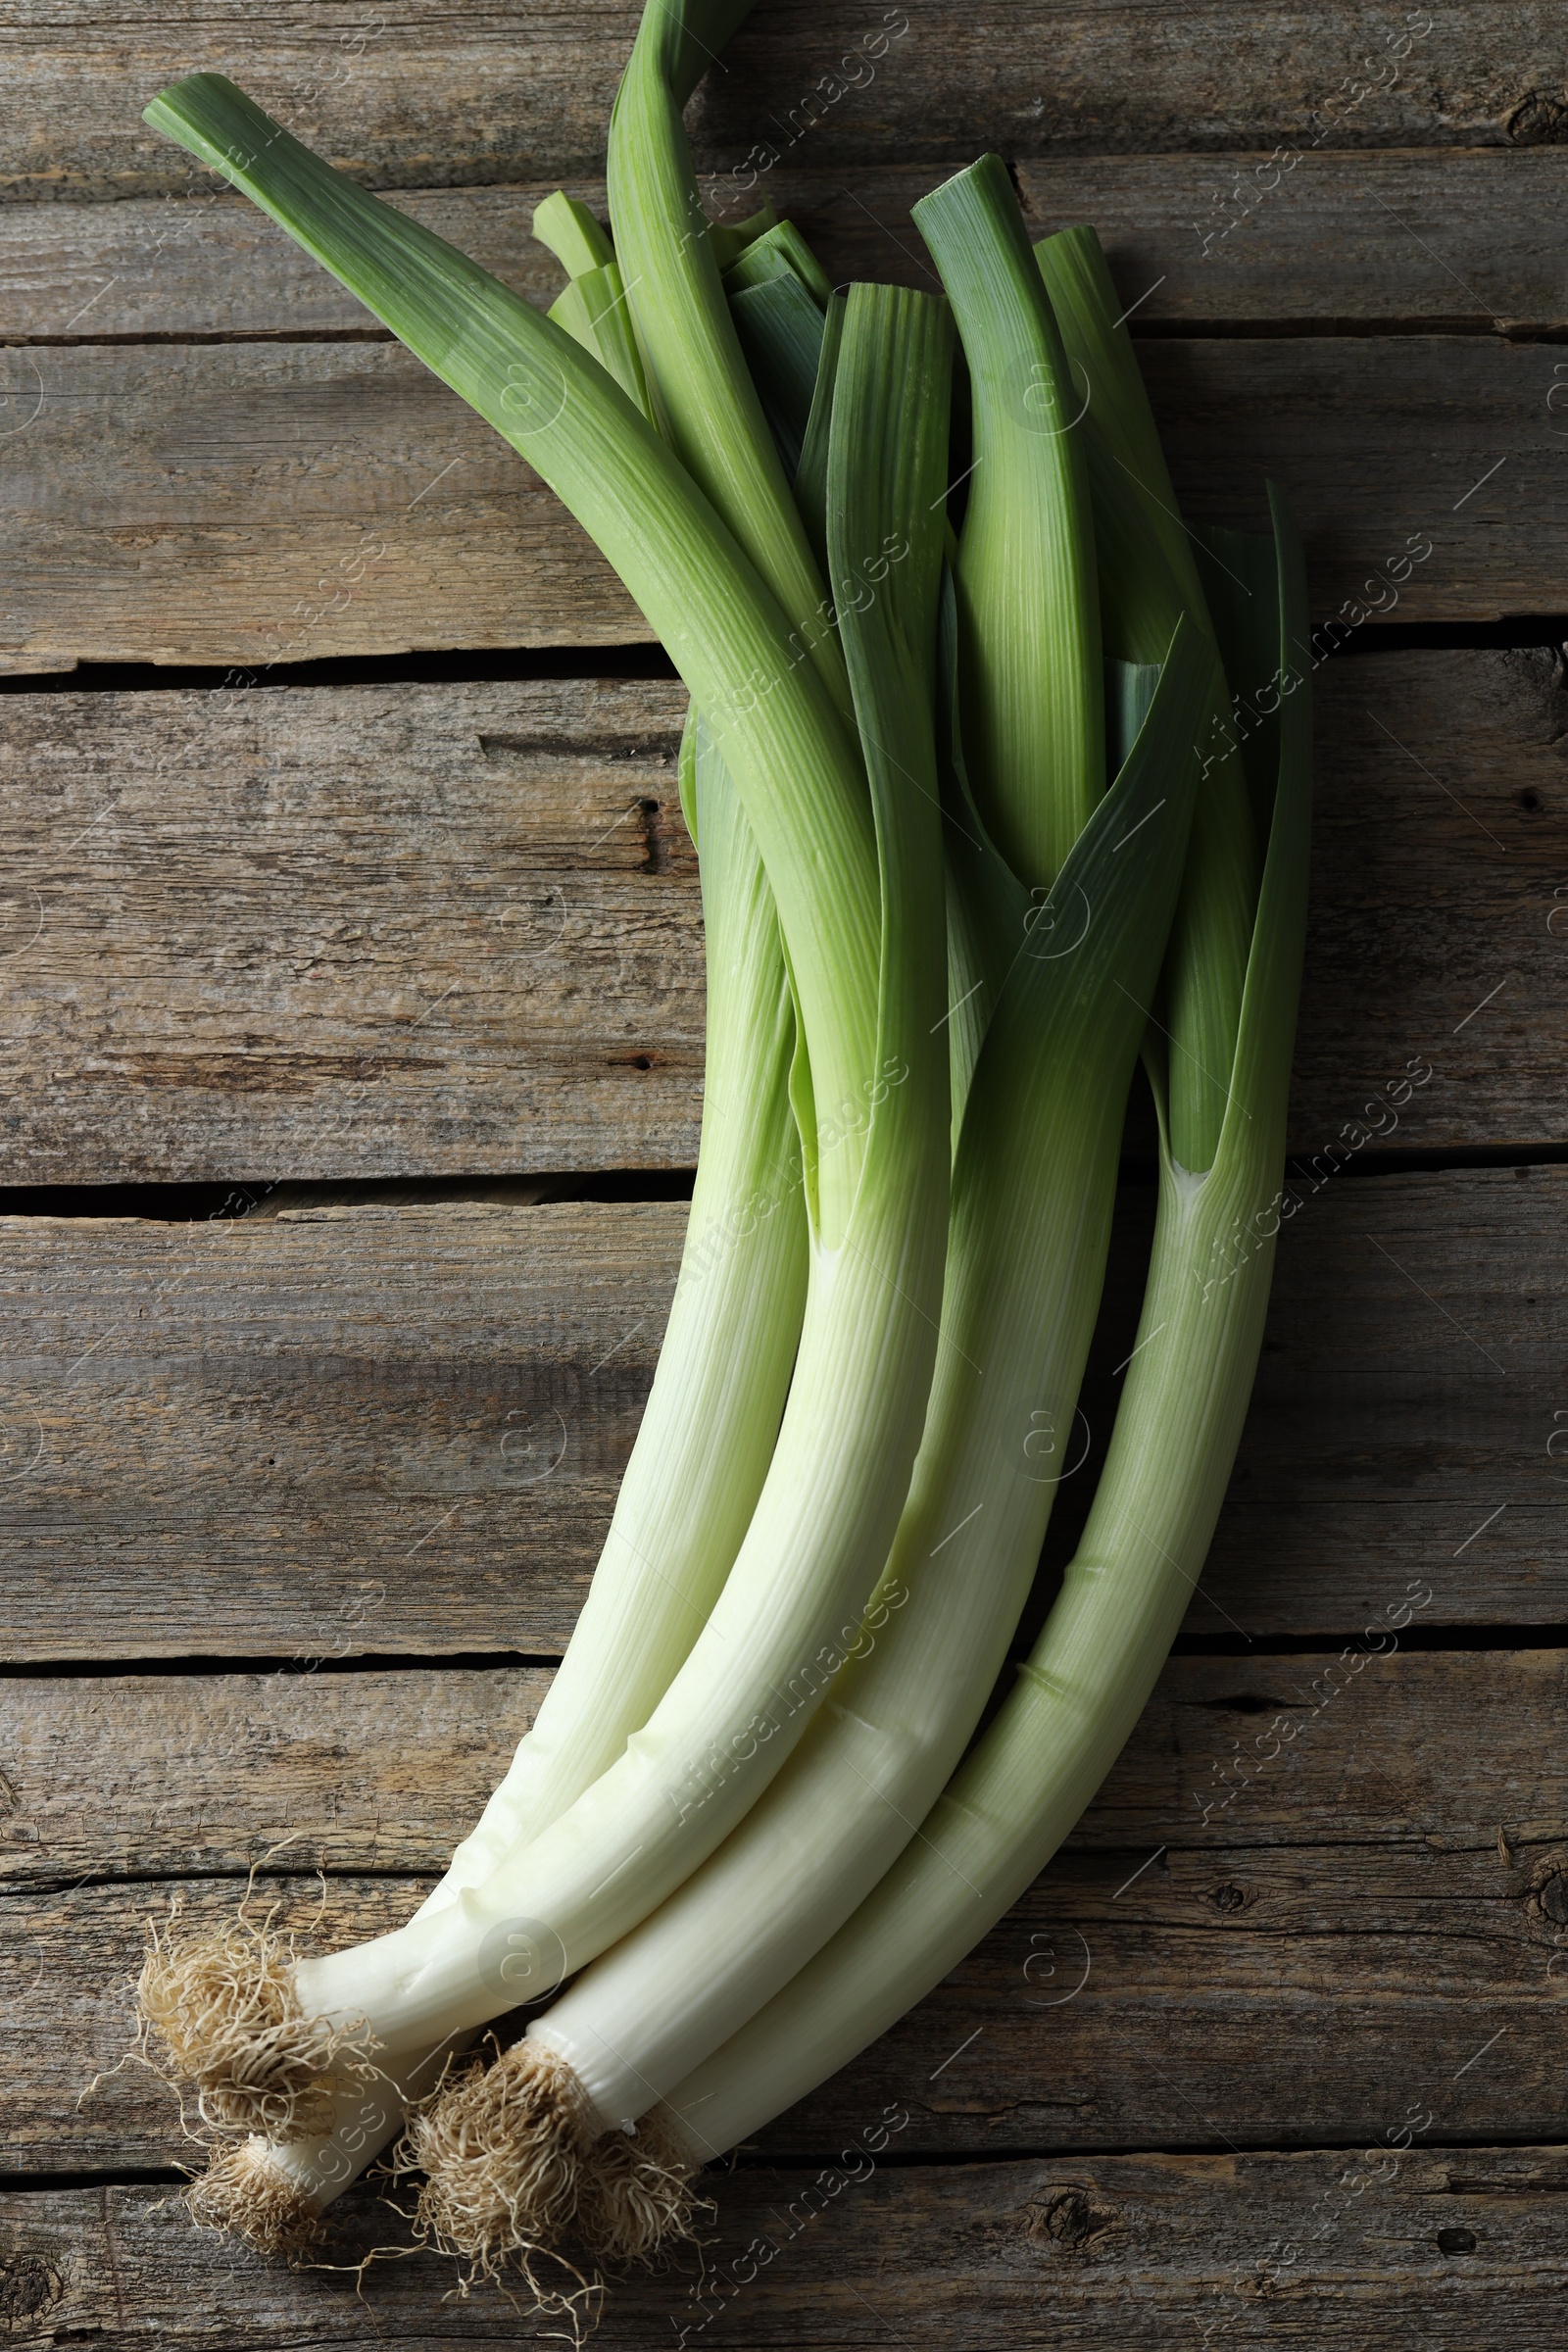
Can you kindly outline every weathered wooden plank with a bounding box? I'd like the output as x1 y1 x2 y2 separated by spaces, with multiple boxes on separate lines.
8 1648 1563 2163
1187 1159 1567 1636
12 1848 1554 2160
0 1668 550 1889
0 1200 670 1662
1284 648 1564 1163
3 1650 1559 1886
0 340 644 673
1020 146 1568 332
12 151 1568 343
0 1160 1563 1661
1 2150 1564 2349
1142 334 1563 624
0 4 1549 203
0 172 936 341
0 653 1561 1179
2 334 1559 673
0 677 702 1178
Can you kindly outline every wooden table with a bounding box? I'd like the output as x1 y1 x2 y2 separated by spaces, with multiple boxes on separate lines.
2 5 1565 2342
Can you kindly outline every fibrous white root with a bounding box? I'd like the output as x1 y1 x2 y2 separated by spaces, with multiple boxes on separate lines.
406 2039 595 2276
137 1908 374 2140
575 2113 710 2269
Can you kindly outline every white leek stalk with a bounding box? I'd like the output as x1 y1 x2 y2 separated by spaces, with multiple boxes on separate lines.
186 582 811 2255
192 182 821 2234
275 282 951 2067
401 275 958 2260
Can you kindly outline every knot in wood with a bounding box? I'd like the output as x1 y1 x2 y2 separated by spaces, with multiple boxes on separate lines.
1525 1853 1568 1926
1025 2183 1116 2254
1506 91 1568 145
0 2252 62 2329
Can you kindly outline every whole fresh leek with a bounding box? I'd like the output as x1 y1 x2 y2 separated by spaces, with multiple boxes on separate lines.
402 378 1208 2272
186 178 825 2247
142 68 952 2156
643 490 1308 2196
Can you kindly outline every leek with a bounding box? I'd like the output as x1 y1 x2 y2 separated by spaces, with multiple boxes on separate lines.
186 185 818 2246
1035 225 1260 1172
131 0 1314 2297
410 615 1210 2268
912 156 1102 892
142 67 953 2159
646 490 1309 2190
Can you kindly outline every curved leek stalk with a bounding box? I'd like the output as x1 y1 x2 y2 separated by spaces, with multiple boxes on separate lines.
652 487 1309 2168
1035 224 1259 1173
143 74 955 2110
275 278 952 2069
191 695 811 2233
912 156 1102 893
206 175 817 2231
143 74 880 1243
521 617 1207 2151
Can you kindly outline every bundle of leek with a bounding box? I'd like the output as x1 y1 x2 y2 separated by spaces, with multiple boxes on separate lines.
133 0 1309 2298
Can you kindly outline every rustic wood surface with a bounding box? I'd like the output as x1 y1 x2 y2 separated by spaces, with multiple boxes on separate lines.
9 1648 1562 1891
2 2147 1563 2349
3 0 1564 2339
7 1646 1563 2170
3 1646 1560 1900
0 652 1559 1182
0 678 699 1179
0 678 700 1178
3 332 1561 671
0 3 1555 202
9 1850 1556 2161
0 1162 1557 1659
10 152 1568 344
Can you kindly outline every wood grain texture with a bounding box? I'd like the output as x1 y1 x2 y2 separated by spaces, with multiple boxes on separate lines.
2 333 1561 673
0 2150 1563 2347
28 1845 1560 2160
1 172 930 342
0 1161 1562 1662
12 152 1568 343
0 339 644 674
1198 1159 1565 1638
0 1667 550 1889
1142 333 1564 622
0 4 1551 202
0 652 1562 1180
10 1649 1561 1891
8 1649 1565 2165
1019 146 1568 331
0 1200 673 1662
0 676 700 1179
